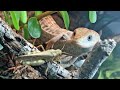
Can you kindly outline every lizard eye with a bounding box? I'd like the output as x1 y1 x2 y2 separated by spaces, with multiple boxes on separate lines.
73 31 76 36
87 35 92 41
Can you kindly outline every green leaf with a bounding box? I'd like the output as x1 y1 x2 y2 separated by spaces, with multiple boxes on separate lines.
105 71 113 78
14 11 21 20
3 11 13 25
20 11 27 23
0 44 3 50
23 24 30 40
106 68 120 79
9 11 20 30
98 70 104 79
89 11 97 23
28 17 41 38
35 11 43 16
59 11 70 29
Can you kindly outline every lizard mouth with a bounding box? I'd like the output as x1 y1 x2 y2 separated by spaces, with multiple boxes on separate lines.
75 33 100 48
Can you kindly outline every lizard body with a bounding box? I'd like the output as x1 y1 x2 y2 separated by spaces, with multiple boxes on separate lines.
15 15 100 67
39 15 100 56
38 15 101 68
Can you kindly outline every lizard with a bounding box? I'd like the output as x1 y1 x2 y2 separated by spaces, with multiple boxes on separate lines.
39 15 101 68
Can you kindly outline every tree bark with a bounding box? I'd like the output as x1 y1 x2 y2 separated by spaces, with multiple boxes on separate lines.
0 17 39 57
77 39 116 79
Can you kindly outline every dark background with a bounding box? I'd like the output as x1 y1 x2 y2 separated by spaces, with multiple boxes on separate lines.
68 11 120 40
68 11 120 78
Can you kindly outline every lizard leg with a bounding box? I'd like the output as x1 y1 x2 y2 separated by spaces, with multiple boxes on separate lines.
60 54 87 69
46 33 70 50
59 56 78 68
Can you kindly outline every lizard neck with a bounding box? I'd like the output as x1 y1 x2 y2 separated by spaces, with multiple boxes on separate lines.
53 40 92 57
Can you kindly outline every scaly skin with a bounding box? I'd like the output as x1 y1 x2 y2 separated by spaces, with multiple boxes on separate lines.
39 15 73 42
39 15 100 57
15 15 100 67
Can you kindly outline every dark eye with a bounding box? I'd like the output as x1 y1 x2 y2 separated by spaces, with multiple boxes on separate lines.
73 31 76 36
87 35 92 41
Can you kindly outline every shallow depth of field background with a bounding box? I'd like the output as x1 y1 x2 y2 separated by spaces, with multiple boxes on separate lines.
68 11 120 79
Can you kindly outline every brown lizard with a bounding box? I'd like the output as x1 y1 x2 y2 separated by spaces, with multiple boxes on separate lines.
39 15 101 68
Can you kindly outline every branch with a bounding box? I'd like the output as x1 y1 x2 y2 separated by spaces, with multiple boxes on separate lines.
46 61 73 79
112 34 120 43
76 39 116 79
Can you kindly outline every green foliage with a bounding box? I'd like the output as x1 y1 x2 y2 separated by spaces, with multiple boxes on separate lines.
23 24 30 40
98 70 104 79
3 11 13 26
9 11 20 30
59 11 70 29
9 11 27 30
98 68 120 79
35 11 43 16
5 11 96 39
28 17 41 38
105 69 120 79
98 44 120 79
20 11 27 23
0 44 3 50
89 11 97 23
3 11 98 41
3 11 98 39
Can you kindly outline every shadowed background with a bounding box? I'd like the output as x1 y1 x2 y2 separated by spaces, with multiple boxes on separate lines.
67 11 120 79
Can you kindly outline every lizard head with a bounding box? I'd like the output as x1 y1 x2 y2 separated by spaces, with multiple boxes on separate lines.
73 28 101 48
